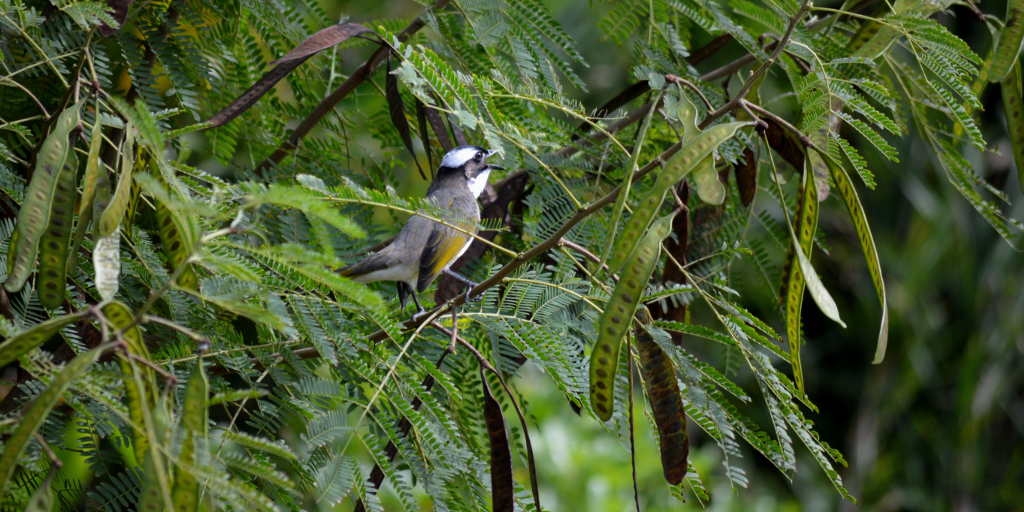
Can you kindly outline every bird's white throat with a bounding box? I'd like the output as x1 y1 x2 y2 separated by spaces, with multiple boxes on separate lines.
468 169 491 198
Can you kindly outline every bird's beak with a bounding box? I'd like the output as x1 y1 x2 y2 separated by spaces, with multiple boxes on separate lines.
484 149 499 160
485 164 505 171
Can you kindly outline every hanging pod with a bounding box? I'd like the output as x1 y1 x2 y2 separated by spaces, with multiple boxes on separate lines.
990 0 1024 82
104 300 155 465
591 212 677 421
1002 64 1024 196
634 313 688 485
692 155 725 205
36 147 79 309
155 198 198 291
171 354 209 512
6 98 86 293
779 160 820 394
0 310 87 369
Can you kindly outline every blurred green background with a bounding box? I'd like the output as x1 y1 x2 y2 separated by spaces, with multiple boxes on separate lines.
182 0 1024 509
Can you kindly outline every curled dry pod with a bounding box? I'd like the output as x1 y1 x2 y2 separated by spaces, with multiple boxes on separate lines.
591 212 677 421
0 342 109 495
1002 65 1024 196
0 310 86 369
37 149 79 309
779 161 819 394
93 227 120 301
991 0 1024 82
634 319 688 485
6 99 86 293
155 199 198 291
692 155 725 205
171 357 209 512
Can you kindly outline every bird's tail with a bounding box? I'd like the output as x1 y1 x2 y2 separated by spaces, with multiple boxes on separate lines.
337 252 389 280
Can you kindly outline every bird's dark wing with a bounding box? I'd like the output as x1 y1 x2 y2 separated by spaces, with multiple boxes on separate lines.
417 218 473 293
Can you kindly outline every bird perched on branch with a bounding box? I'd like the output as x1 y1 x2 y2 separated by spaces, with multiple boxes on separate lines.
338 146 502 317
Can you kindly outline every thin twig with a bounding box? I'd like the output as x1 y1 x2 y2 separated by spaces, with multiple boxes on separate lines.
743 100 815 148
559 238 618 282
665 75 712 110
34 433 63 468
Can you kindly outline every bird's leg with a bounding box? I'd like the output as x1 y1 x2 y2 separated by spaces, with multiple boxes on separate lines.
410 292 428 320
444 268 483 303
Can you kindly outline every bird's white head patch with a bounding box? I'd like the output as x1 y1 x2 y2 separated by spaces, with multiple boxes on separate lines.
441 146 485 168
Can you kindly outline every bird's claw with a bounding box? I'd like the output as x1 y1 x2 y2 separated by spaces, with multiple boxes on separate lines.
411 308 428 321
464 287 483 303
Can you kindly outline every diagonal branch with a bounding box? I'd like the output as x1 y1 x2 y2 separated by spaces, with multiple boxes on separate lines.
254 0 452 176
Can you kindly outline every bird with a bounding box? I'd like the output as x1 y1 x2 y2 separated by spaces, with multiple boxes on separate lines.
338 146 502 317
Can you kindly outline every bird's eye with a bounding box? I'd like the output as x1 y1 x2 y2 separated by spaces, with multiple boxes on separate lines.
476 152 484 160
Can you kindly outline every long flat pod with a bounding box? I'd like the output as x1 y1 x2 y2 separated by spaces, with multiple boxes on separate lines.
1002 63 1024 196
481 368 514 512
635 320 688 485
37 147 78 309
104 300 156 464
97 139 138 237
817 147 889 361
67 117 105 277
6 99 86 292
155 197 198 291
592 212 677 421
608 121 750 273
171 356 209 512
780 160 820 394
990 0 1024 82
0 310 87 369
0 342 112 495
692 155 725 205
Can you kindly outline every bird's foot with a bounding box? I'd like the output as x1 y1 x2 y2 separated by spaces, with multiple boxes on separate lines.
411 307 429 321
444 269 483 303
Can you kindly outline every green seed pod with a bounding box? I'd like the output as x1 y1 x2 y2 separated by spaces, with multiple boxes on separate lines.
0 342 109 495
106 300 157 467
608 121 751 274
591 212 677 421
37 149 79 309
846 16 885 55
79 117 104 217
634 318 688 485
24 468 55 512
136 449 166 512
991 0 1024 82
171 358 208 512
1002 65 1024 197
675 92 698 142
779 162 820 394
98 140 136 237
6 99 86 293
7 229 17 276
692 155 725 205
0 310 86 369
156 199 198 291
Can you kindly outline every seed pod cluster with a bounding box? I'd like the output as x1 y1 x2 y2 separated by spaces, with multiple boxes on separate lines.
6 99 86 293
37 148 79 309
1002 64 1024 196
634 319 688 485
171 356 209 512
591 212 677 421
608 120 750 273
990 0 1024 82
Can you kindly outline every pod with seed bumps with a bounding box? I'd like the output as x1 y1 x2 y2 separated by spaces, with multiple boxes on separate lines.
171 353 209 512
0 311 86 369
6 99 86 293
692 155 725 205
634 313 688 485
156 199 198 291
1002 64 1024 196
991 0 1024 82
37 148 78 309
779 160 820 394
608 121 750 273
591 212 677 421
104 300 157 464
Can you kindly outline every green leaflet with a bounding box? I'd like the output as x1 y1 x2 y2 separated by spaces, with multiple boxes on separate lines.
592 212 676 421
171 358 209 512
692 155 724 205
608 120 750 273
37 147 78 309
779 160 820 394
990 0 1024 82
98 137 137 237
600 88 665 272
0 342 112 495
817 148 889 362
0 310 87 369
635 316 688 485
6 98 86 293
1003 64 1024 197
